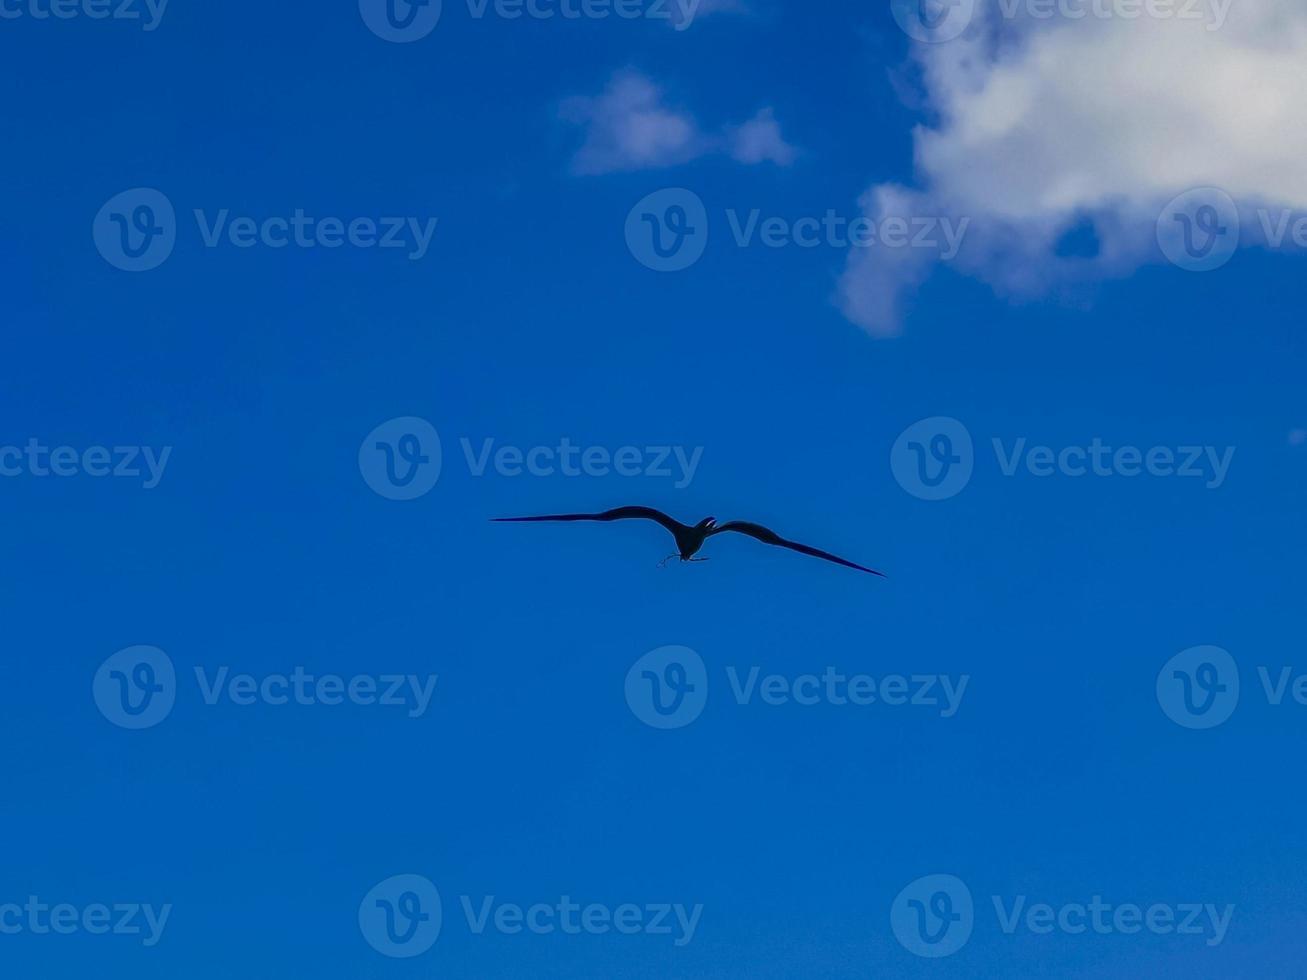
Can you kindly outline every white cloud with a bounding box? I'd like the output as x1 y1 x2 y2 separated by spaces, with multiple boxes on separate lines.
562 71 795 175
729 108 799 166
561 71 704 175
840 1 1307 336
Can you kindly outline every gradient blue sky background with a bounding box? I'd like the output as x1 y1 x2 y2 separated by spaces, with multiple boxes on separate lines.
4 0 1307 976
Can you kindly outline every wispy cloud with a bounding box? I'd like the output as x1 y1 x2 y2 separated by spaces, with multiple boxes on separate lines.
728 108 798 166
840 1 1307 336
561 70 795 175
561 71 704 175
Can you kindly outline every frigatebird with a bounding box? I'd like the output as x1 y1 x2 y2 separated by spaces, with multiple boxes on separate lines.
492 506 885 577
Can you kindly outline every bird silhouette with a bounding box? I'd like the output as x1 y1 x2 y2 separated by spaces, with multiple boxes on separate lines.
492 506 884 577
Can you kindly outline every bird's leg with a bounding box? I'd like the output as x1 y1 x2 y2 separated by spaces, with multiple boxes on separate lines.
658 554 680 569
686 557 710 563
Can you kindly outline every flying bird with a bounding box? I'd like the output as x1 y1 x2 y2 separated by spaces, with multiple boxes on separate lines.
492 506 884 577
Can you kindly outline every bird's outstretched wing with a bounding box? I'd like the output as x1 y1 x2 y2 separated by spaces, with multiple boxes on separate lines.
492 506 688 536
709 521 885 576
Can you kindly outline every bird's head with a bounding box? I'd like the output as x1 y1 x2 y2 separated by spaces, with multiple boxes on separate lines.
697 517 718 531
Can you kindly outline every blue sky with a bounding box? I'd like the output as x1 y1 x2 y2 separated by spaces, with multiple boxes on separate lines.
4 0 1307 976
